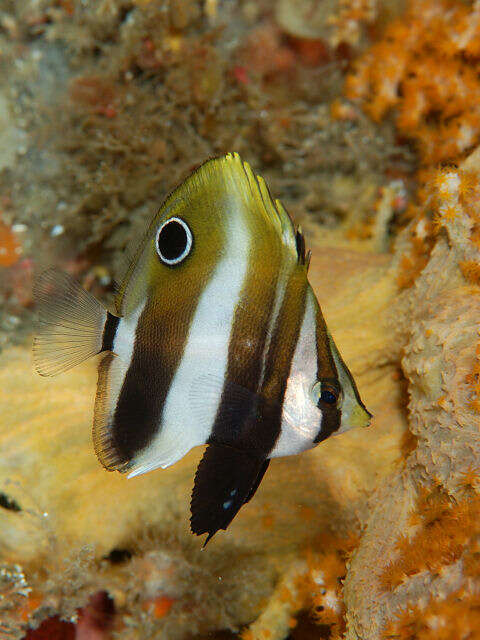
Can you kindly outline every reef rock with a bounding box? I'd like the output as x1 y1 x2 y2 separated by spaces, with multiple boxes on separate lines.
343 147 480 639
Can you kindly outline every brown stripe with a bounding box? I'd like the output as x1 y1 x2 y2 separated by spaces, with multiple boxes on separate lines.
258 269 308 455
210 219 284 451
110 236 222 462
101 312 120 353
313 297 341 441
314 401 341 443
315 302 338 380
93 352 128 470
94 159 239 467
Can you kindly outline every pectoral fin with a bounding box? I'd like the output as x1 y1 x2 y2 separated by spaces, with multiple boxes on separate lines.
33 268 108 377
190 443 267 546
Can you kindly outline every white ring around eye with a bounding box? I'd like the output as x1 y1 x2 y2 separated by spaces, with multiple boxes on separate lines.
155 216 193 265
311 381 322 405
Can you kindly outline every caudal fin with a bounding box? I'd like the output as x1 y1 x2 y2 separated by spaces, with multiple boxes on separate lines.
33 268 108 377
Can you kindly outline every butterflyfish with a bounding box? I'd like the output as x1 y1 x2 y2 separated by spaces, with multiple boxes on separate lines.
33 152 371 546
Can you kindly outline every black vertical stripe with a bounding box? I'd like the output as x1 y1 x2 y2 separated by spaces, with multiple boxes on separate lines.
315 303 338 380
109 293 198 461
313 400 341 442
209 269 280 452
260 274 307 455
210 268 308 457
314 300 341 441
101 312 120 352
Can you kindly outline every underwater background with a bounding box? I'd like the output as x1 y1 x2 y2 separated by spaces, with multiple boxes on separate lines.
0 0 480 638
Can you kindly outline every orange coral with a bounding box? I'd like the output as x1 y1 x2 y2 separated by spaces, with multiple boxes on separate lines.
383 588 480 640
466 337 480 412
396 162 480 288
345 0 480 289
18 592 43 623
461 261 480 286
327 0 376 48
346 0 480 166
141 595 175 619
251 534 357 638
0 218 20 267
380 487 480 591
456 466 480 495
302 535 359 635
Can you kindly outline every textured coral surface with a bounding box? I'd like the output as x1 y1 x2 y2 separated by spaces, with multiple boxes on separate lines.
343 148 480 640
346 0 480 166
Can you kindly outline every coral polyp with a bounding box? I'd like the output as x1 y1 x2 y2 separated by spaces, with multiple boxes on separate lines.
346 0 480 166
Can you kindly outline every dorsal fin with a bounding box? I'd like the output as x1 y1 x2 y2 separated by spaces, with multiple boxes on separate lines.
229 154 309 266
225 153 309 267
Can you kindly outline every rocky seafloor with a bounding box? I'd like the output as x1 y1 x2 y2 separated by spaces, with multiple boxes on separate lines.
0 1 479 639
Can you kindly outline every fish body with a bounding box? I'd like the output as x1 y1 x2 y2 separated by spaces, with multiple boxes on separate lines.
34 153 371 545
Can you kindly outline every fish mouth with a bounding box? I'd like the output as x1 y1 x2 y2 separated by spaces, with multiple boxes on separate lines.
350 404 373 429
357 394 373 426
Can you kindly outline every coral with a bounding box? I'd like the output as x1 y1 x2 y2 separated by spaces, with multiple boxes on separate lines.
460 261 480 287
308 536 357 635
238 535 357 640
327 0 377 49
0 562 32 637
345 0 480 166
467 340 480 413
380 489 480 591
0 217 20 267
394 157 480 289
344 0 480 281
383 588 480 640
343 146 480 639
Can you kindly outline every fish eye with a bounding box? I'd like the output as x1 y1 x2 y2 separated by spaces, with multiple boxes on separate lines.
312 380 342 408
156 217 193 266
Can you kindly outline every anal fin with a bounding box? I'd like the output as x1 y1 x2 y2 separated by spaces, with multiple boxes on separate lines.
244 459 270 504
190 444 267 546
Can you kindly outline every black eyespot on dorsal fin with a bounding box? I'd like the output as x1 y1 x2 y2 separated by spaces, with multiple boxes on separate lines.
295 226 308 266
